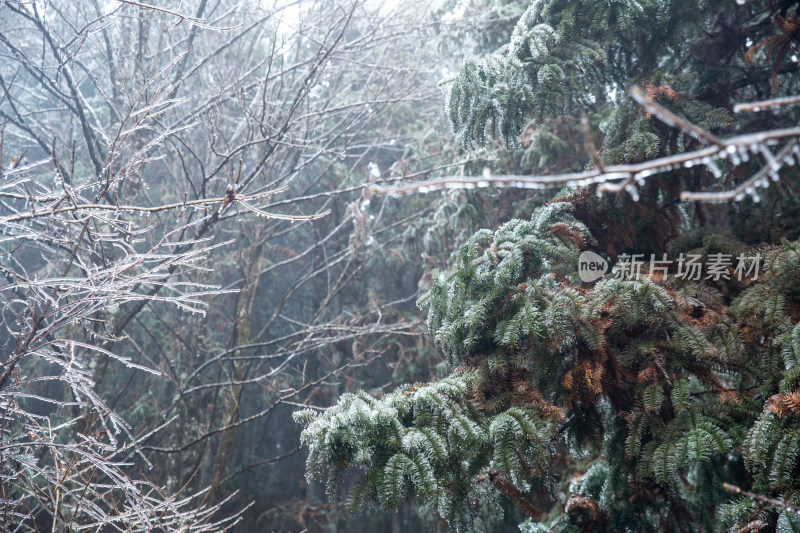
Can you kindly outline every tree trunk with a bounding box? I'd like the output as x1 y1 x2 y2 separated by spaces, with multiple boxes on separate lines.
208 240 264 505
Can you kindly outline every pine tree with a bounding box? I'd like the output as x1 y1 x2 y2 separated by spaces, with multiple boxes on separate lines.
297 1 800 531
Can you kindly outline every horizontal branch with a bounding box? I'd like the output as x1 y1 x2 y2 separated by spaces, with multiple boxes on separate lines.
116 0 207 22
722 482 800 515
369 128 800 199
0 186 331 223
734 94 800 113
372 88 800 203
680 141 797 201
115 0 243 31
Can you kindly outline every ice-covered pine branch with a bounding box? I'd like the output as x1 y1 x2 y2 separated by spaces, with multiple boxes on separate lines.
369 90 800 204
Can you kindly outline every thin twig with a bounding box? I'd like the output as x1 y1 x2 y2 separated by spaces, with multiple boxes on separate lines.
722 482 800 515
734 94 800 113
582 116 606 173
630 85 725 147
115 0 243 31
0 187 331 223
116 0 206 23
680 141 797 202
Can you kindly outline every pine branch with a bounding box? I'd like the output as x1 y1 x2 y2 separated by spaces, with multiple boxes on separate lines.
487 472 542 521
722 482 800 515
765 390 800 418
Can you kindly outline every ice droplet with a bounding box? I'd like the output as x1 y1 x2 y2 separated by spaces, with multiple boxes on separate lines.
625 184 639 201
706 159 723 178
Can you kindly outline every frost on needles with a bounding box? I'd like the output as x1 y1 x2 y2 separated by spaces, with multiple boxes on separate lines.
296 197 800 531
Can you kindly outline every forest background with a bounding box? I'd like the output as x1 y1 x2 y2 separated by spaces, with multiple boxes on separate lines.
2 0 800 532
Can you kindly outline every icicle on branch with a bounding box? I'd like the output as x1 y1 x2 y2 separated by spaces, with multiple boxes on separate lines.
370 88 800 203
733 94 800 113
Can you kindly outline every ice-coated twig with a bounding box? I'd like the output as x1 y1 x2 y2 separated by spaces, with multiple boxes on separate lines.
722 482 800 515
630 86 725 147
734 94 800 113
371 89 800 203
680 141 797 202
369 128 800 195
0 185 328 224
